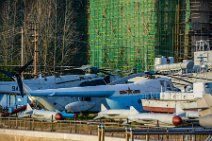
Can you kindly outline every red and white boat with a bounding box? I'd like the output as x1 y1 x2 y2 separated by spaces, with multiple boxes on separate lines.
142 82 211 114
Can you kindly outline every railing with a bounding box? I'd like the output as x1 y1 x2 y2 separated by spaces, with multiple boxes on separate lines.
0 117 212 141
97 125 212 141
0 117 100 134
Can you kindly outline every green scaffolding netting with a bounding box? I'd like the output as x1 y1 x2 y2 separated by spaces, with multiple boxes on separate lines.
88 0 191 73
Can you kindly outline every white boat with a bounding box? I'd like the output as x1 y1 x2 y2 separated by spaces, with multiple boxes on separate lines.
141 82 212 113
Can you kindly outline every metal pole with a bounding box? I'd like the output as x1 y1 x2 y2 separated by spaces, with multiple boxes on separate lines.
101 125 105 141
15 117 18 129
98 125 102 141
192 134 196 141
32 119 34 130
145 134 149 141
130 128 134 141
51 115 53 131
125 128 129 141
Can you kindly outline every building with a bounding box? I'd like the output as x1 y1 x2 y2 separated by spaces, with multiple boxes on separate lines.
88 0 211 73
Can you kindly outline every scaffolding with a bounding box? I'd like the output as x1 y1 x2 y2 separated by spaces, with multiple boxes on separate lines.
88 0 210 73
190 0 212 52
176 0 191 61
89 0 156 72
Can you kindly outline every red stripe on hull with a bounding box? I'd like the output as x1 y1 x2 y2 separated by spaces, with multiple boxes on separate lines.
143 106 175 113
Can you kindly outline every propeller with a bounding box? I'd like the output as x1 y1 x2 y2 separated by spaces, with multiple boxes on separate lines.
155 72 193 85
165 75 193 84
69 65 114 76
109 72 145 85
0 59 33 97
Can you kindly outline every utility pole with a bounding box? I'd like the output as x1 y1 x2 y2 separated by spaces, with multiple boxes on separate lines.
32 23 38 79
27 15 39 79
21 27 24 79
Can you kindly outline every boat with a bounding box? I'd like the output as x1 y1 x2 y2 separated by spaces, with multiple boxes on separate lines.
142 81 212 114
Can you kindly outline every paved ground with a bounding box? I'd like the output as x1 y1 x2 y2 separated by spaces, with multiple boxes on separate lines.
0 133 75 141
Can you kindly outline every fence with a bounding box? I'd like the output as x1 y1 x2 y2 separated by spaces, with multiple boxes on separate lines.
98 125 212 141
0 117 211 141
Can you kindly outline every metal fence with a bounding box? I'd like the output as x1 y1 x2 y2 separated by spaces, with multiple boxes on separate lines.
0 117 212 141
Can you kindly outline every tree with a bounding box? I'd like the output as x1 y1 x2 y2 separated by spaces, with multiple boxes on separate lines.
0 0 88 75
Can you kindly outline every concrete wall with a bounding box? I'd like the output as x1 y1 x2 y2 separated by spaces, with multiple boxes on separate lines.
0 134 67 141
0 129 134 141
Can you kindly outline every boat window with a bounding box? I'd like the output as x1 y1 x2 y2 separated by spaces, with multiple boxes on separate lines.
207 83 212 94
166 83 172 90
167 83 171 87
205 83 209 88
151 95 155 99
83 97 91 101
137 100 141 104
